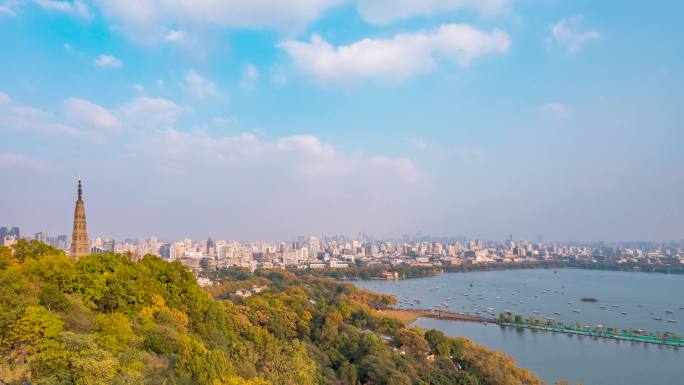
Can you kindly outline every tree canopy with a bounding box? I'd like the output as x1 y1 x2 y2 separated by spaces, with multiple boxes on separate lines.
0 243 542 385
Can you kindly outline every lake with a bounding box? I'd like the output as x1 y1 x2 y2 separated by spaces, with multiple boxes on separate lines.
355 269 684 384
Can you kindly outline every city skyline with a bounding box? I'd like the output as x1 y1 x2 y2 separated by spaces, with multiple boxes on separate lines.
5 221 684 247
2 1 683 241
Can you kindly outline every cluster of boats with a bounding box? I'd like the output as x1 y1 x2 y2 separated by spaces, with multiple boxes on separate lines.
394 284 680 326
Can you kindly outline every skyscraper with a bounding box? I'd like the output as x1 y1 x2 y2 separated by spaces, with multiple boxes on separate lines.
0 227 20 241
70 178 89 259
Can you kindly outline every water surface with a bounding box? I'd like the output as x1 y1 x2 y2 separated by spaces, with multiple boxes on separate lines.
356 269 684 334
355 269 684 384
416 318 683 385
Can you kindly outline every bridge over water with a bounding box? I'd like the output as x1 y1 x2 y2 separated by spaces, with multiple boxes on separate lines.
398 308 684 347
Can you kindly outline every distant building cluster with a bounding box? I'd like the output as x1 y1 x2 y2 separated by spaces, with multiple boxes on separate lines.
5 181 683 281
5 223 683 279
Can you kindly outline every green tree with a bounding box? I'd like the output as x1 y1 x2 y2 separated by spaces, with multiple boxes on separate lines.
12 239 64 262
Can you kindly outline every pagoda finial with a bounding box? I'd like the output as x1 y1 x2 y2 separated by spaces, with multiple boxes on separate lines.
77 177 83 201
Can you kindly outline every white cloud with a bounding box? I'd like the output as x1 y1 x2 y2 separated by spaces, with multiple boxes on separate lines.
94 54 123 68
35 0 91 19
540 102 570 118
119 96 186 128
156 79 165 88
356 0 512 25
124 128 421 238
64 98 119 131
90 1 515 42
240 64 260 89
547 15 601 54
182 69 221 99
94 0 345 40
280 24 510 84
138 129 419 183
0 153 50 169
132 84 145 93
2 92 189 142
0 92 105 142
164 29 188 43
0 1 19 16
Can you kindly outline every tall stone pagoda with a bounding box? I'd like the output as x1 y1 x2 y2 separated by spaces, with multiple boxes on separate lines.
70 177 90 259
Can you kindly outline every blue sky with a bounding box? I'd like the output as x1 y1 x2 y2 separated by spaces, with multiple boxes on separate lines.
1 0 683 242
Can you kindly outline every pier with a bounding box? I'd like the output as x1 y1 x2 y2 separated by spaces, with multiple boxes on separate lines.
387 308 684 347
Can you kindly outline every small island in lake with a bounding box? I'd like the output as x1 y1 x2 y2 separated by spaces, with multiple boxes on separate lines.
581 297 599 302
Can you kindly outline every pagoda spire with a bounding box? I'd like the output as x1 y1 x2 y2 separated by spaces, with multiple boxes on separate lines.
70 177 90 259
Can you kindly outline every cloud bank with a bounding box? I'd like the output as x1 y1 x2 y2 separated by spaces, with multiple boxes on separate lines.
280 24 510 84
356 0 512 25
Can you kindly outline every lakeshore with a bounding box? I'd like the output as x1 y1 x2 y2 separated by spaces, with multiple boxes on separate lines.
357 269 684 385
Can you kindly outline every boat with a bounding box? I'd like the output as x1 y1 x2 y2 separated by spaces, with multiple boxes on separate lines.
599 306 606 309
654 317 662 321
665 310 673 314
611 305 620 308
572 309 581 313
621 312 627 315
532 311 540 314
668 320 677 323
553 312 561 315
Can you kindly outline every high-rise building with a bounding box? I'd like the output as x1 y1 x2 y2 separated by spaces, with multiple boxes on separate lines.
34 231 49 243
3 235 17 247
70 178 90 259
103 239 115 253
206 237 215 255
57 235 68 250
0 227 20 241
159 244 171 259
307 236 320 260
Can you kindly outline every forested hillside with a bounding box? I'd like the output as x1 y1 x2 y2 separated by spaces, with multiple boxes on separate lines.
0 240 542 385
